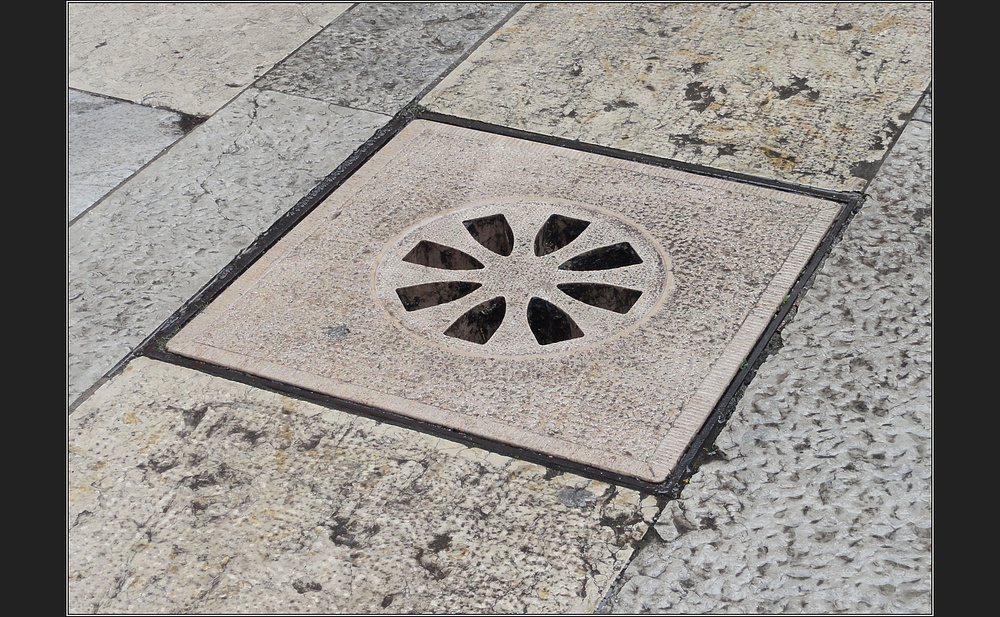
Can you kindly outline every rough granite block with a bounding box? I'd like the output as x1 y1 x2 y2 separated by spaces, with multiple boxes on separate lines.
68 358 657 614
69 89 389 406
257 3 518 115
422 2 932 192
68 3 352 116
168 120 841 484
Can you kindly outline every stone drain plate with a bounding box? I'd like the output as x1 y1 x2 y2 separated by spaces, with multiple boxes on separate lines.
168 120 841 484
374 198 672 358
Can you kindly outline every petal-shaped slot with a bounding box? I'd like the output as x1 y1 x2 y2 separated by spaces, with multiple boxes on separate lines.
463 214 514 257
444 296 506 344
557 283 643 314
558 242 643 271
395 281 482 312
534 214 591 256
527 297 584 345
402 240 484 270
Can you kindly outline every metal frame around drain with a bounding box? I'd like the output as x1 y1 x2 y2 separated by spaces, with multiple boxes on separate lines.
92 104 863 496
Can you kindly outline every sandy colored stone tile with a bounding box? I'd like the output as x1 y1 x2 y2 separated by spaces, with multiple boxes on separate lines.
422 3 931 192
68 357 656 614
69 89 389 406
168 119 841 484
68 3 352 116
258 3 519 115
69 90 189 221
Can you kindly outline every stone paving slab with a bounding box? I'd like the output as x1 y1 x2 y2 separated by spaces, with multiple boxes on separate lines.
67 4 932 612
68 90 189 221
68 3 352 117
69 89 389 406
422 2 931 192
168 119 841 484
257 3 520 116
604 96 931 614
68 357 657 614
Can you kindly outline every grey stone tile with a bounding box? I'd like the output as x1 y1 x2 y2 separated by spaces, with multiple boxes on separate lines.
257 3 518 115
168 119 841 484
604 111 931 612
68 358 657 613
69 90 188 221
422 3 931 192
68 3 352 116
69 89 389 406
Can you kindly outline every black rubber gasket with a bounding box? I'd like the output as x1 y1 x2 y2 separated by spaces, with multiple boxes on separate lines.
79 101 863 496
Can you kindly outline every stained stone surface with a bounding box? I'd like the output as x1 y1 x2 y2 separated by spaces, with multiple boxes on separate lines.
68 89 187 221
604 98 931 614
68 3 352 116
69 89 389 406
256 3 519 115
68 357 657 614
168 119 841 483
422 2 931 192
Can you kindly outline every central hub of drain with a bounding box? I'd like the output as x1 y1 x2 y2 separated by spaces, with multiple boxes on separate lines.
373 199 672 357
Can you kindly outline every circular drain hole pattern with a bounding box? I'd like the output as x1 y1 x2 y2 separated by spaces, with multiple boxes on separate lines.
373 200 672 357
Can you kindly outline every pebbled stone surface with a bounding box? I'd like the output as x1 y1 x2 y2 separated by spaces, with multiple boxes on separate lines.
423 3 931 192
257 3 519 115
68 3 352 116
603 98 931 614
69 89 188 221
68 89 389 406
68 358 658 614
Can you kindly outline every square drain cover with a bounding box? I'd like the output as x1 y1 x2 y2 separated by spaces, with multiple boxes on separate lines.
168 120 840 483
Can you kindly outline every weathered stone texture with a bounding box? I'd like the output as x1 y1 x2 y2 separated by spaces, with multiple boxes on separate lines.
424 3 932 192
69 89 388 405
68 3 352 116
258 3 519 115
604 100 931 614
69 358 657 614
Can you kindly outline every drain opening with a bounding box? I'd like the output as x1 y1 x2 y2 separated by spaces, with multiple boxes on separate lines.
463 214 514 256
402 240 484 270
557 283 643 314
534 214 591 256
444 296 506 344
527 297 584 345
396 281 482 311
559 242 643 271
377 201 670 356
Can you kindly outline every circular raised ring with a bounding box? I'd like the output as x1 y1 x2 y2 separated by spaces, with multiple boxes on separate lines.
372 199 672 357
